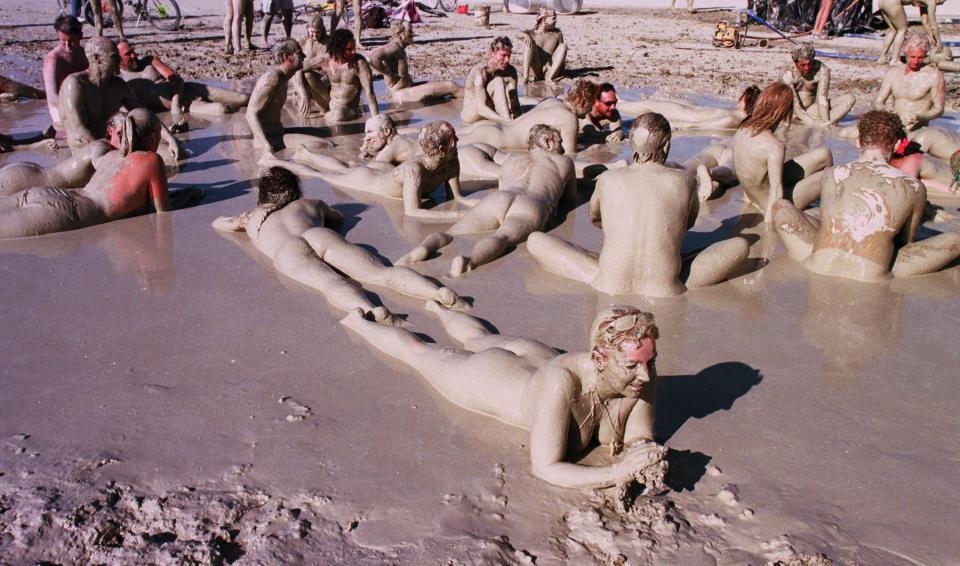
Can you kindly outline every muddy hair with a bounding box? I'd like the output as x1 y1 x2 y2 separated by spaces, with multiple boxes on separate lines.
527 124 561 150
273 38 301 64
308 13 327 40
117 108 162 156
54 14 83 35
739 82 793 135
903 30 930 53
490 36 513 52
566 79 599 115
858 110 903 153
85 36 118 62
535 8 556 27
791 42 816 62
589 305 659 371
391 20 411 39
327 28 355 58
630 112 671 164
739 85 761 116
257 167 302 212
418 121 455 159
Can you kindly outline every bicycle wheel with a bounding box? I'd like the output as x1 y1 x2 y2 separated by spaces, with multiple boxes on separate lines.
144 0 181 31
554 0 581 14
438 0 459 12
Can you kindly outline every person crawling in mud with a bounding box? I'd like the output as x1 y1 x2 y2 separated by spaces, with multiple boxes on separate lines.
118 40 250 133
0 109 200 239
59 38 185 161
772 110 960 281
781 42 854 127
341 303 667 490
212 166 468 324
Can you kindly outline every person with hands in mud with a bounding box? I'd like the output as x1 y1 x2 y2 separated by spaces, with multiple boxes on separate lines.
340 303 668 489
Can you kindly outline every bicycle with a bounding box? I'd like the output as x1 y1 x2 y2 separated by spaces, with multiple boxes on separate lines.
57 0 182 32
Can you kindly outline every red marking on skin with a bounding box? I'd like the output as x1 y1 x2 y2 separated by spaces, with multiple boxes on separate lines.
623 337 656 363
105 153 165 216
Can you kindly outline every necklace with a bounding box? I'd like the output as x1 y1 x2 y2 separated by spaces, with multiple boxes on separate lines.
584 383 625 457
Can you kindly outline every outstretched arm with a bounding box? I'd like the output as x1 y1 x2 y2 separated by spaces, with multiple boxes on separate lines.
212 209 254 232
357 58 379 116
401 163 464 220
765 144 787 223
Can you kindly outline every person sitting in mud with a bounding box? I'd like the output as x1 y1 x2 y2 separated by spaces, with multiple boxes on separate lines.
264 121 467 220
0 109 199 239
313 28 379 123
397 124 577 277
515 8 567 84
874 32 959 162
247 38 332 153
212 166 467 325
340 303 668 490
118 40 250 133
368 21 461 105
291 13 331 118
460 36 522 125
527 113 748 297
458 79 596 156
781 43 854 127
732 82 832 222
772 110 960 281
580 83 624 143
59 38 185 161
1 74 45 102
43 15 88 126
889 126 960 195
617 85 760 131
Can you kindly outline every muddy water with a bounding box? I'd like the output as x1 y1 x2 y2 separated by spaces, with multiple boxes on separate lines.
0 85 958 563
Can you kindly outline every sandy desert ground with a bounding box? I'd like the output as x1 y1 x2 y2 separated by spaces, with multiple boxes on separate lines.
1 0 960 564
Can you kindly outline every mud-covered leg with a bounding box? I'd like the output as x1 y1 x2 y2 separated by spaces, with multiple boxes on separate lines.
526 231 598 283
772 199 817 262
891 233 960 277
684 237 750 288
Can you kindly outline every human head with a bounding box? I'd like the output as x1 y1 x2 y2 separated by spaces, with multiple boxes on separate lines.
488 36 513 71
308 13 327 43
328 28 356 61
535 8 557 30
566 79 599 118
590 305 659 393
108 108 162 155
53 14 83 52
592 83 618 120
392 20 413 46
85 37 121 83
739 82 793 135
117 40 139 71
630 112 671 164
738 85 761 115
273 38 304 73
359 114 398 159
527 123 563 154
257 166 302 209
857 110 903 155
418 121 457 160
791 42 816 76
903 31 930 72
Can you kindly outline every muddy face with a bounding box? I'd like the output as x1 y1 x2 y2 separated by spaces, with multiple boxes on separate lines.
489 48 512 72
906 48 926 72
58 30 82 54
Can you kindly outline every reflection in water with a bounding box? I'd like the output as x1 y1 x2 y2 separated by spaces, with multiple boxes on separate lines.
0 213 175 294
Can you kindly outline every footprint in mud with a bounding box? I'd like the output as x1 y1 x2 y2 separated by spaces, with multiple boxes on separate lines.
278 396 313 422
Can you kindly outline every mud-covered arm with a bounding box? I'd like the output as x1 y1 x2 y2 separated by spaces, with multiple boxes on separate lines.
764 143 786 223
816 66 833 125
246 73 280 152
42 54 63 122
561 167 578 211
506 67 522 118
605 110 624 142
59 77 96 145
900 179 927 245
917 71 945 123
145 153 171 212
529 366 660 489
873 70 894 110
783 69 816 125
471 70 511 122
357 57 379 116
401 163 463 220
587 182 603 228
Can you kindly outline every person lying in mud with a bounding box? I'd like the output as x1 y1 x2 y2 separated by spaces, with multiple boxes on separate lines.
874 32 960 162
732 82 832 222
0 109 200 239
0 74 45 103
263 121 467 220
617 85 760 131
291 13 331 118
527 113 748 297
889 130 960 195
782 43 854 127
579 83 624 144
43 15 88 126
340 303 668 490
460 36 522 125
458 78 596 156
515 8 567 84
212 166 468 324
118 40 250 133
313 29 379 123
397 124 577 276
772 110 960 281
59 38 185 162
0 128 57 155
0 134 112 195
368 21 461 105
247 38 332 153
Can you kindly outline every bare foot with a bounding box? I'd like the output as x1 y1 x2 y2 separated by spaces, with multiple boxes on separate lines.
449 255 472 277
396 246 430 265
339 307 368 329
371 306 403 326
435 288 471 311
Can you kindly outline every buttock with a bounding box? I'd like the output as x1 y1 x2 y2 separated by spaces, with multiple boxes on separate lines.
18 186 80 219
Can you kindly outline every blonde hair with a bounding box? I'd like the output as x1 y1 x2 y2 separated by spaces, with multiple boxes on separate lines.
116 108 161 155
589 305 659 370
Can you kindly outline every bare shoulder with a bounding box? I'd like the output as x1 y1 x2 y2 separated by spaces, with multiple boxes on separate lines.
537 353 583 395
126 150 165 170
